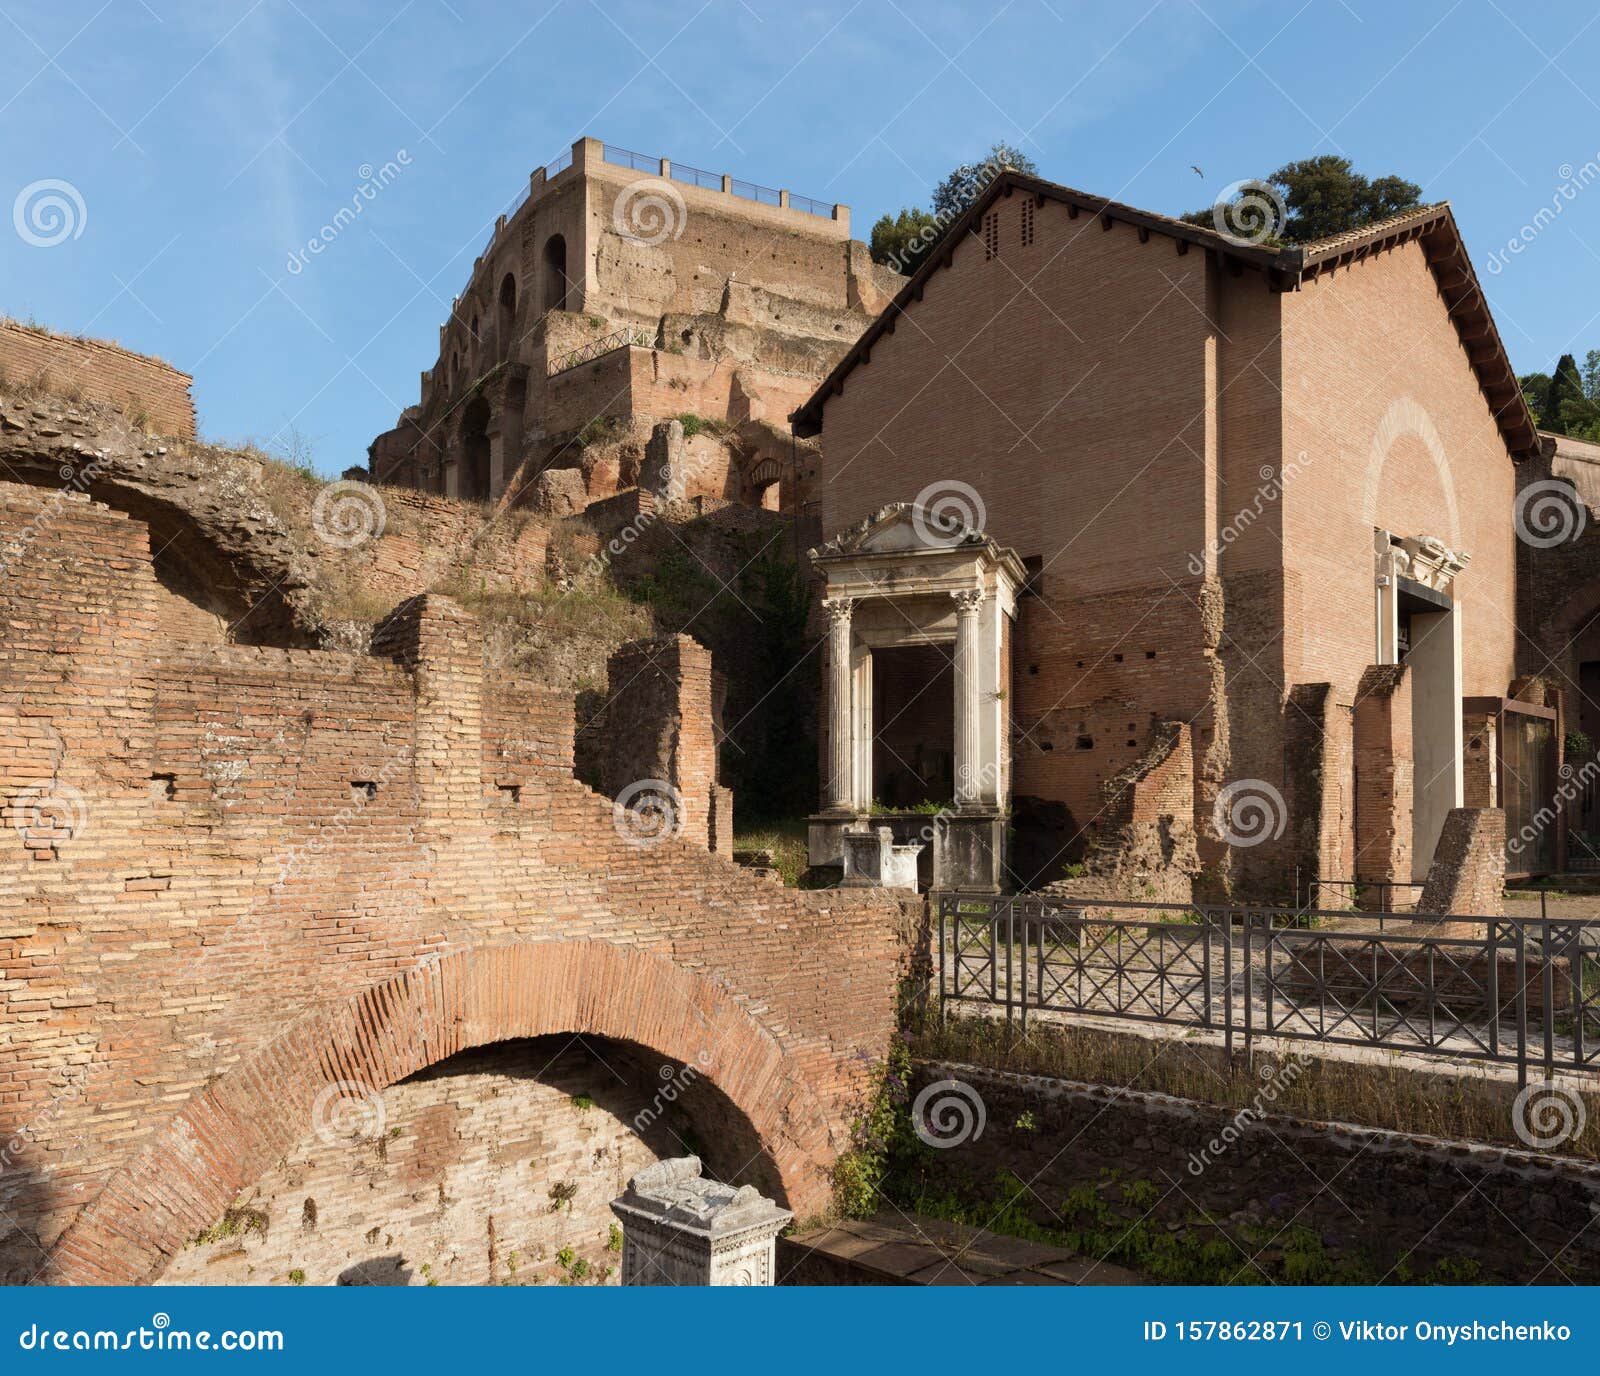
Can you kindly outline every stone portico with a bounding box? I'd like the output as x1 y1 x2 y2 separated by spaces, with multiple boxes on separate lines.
807 503 1027 892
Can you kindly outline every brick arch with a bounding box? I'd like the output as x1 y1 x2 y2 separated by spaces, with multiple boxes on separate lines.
43 940 834 1286
1359 395 1462 549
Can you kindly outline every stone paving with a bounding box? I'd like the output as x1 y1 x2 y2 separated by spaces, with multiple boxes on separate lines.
783 1214 1141 1286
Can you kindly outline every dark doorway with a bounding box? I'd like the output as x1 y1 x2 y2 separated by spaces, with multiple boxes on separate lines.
871 644 954 809
497 273 517 355
542 236 568 313
460 396 491 504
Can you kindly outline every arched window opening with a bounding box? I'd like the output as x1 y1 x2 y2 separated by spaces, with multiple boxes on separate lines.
543 235 568 313
497 273 517 355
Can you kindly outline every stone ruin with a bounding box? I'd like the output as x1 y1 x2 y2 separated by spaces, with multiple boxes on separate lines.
366 135 903 528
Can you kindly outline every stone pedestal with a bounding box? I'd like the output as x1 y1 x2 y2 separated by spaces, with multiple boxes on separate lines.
840 823 923 889
610 1156 791 1286
933 810 1005 893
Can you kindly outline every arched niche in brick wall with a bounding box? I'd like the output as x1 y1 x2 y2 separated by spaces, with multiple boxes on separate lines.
42 939 830 1286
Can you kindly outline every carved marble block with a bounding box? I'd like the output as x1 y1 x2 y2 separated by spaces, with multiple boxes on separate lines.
840 823 923 890
610 1156 791 1286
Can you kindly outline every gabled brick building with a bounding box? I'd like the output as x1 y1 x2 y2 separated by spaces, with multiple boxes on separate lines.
793 171 1547 899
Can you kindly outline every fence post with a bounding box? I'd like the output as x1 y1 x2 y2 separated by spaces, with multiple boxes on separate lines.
937 894 947 1027
1018 908 1028 1037
1543 921 1557 1083
1222 909 1234 1062
1241 910 1253 1063
1486 919 1500 1061
1515 922 1529 1089
1004 898 1015 1033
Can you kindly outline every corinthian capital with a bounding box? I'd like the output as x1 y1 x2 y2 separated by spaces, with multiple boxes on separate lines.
951 588 986 613
821 596 855 626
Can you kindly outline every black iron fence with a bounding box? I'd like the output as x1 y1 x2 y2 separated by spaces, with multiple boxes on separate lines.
936 894 1600 1086
547 327 651 377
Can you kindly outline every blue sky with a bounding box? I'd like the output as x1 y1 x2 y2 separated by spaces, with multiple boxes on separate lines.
3 0 1598 475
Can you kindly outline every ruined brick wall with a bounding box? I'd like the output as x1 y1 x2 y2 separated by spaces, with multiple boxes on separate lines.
1417 807 1506 918
1515 436 1600 731
0 485 904 1285
1285 683 1354 906
595 635 723 850
1040 721 1199 903
0 321 196 439
157 1039 680 1287
1353 664 1414 887
1463 709 1498 809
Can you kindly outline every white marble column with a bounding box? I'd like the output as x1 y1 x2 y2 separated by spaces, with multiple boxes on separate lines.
952 588 985 809
823 596 855 811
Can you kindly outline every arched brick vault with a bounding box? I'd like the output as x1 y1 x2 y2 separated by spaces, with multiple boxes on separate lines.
44 940 830 1287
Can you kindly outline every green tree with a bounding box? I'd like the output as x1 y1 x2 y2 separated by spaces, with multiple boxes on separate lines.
870 140 1040 276
868 206 941 274
1544 352 1585 434
1182 155 1422 245
1520 371 1553 422
930 140 1038 220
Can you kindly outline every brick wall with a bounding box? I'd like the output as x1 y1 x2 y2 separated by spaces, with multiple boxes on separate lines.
595 634 723 850
1279 241 1517 704
157 1038 684 1287
1417 806 1506 917
0 322 195 438
1353 664 1413 887
0 483 905 1285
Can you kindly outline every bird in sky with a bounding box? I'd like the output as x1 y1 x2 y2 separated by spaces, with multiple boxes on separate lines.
1190 165 1205 178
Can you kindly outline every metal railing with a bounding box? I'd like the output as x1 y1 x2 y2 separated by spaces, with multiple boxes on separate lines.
545 148 573 179
788 192 834 218
670 160 722 192
603 143 658 174
547 327 651 377
936 894 1600 1086
729 176 780 207
600 142 834 217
